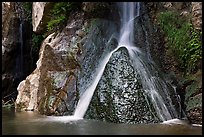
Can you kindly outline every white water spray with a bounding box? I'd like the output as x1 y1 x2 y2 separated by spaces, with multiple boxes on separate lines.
74 45 126 118
117 2 177 121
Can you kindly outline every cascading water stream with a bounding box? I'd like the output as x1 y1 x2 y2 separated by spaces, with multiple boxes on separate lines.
118 2 179 121
15 18 24 80
73 3 142 117
15 2 24 80
74 44 126 118
48 2 180 122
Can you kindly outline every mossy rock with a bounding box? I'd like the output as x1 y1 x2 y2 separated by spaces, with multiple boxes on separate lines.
185 93 202 111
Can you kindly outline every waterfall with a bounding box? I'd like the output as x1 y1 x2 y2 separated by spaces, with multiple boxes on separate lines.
15 19 24 80
19 20 24 78
52 2 180 122
73 2 142 119
116 2 177 121
117 2 179 121
15 2 24 80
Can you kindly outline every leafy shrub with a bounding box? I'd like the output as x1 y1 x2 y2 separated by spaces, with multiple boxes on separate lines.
158 11 202 75
32 33 44 52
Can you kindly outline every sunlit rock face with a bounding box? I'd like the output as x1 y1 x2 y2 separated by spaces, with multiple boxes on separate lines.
15 11 86 115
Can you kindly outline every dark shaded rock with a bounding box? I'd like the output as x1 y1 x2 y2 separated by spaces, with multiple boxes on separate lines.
77 19 118 96
82 2 111 19
2 2 34 102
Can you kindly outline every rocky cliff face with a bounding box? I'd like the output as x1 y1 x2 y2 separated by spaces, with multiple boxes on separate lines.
2 2 33 102
16 9 86 115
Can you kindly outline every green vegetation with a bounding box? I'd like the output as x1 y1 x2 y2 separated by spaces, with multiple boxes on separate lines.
158 11 202 75
47 2 81 32
32 33 44 52
22 2 32 24
22 2 42 54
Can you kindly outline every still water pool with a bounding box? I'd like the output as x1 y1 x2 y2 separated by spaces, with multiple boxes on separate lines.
2 108 202 135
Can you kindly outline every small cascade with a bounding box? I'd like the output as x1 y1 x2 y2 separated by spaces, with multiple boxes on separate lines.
14 2 25 80
19 20 24 79
74 45 126 118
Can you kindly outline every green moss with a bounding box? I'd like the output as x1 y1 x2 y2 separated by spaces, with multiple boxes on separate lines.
158 11 202 75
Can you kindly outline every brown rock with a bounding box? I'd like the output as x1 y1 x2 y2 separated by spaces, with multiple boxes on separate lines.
191 2 202 30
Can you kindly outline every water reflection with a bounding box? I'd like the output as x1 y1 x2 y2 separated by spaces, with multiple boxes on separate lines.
2 108 202 135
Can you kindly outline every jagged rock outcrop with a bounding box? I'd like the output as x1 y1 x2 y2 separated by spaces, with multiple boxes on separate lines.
16 11 86 115
86 48 161 124
84 14 180 124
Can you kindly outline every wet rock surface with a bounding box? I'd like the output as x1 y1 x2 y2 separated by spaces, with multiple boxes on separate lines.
85 48 161 124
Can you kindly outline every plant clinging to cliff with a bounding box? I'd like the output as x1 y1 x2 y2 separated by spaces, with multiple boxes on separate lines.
47 2 81 32
158 11 202 75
